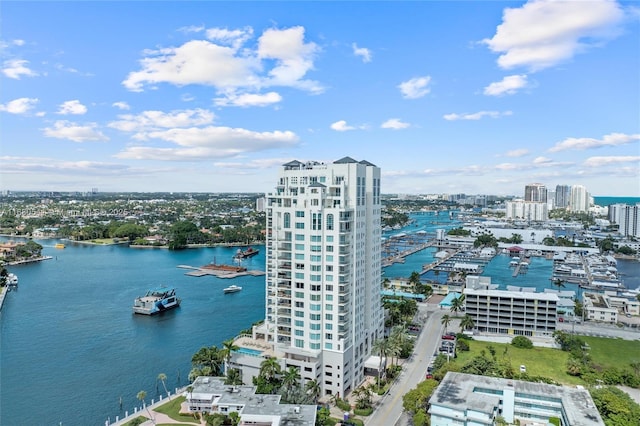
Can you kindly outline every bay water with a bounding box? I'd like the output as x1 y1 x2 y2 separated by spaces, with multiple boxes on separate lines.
0 240 266 426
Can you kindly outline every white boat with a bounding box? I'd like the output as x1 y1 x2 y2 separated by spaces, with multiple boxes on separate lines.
223 285 242 294
7 273 18 286
133 287 181 315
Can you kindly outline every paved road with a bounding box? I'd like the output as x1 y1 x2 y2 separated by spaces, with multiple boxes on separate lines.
366 303 446 426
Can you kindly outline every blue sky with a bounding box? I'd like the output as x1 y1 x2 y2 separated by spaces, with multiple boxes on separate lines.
1 1 639 196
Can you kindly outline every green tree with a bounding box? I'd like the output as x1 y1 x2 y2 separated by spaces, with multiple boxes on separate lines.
191 346 224 376
305 379 321 404
402 379 438 425
460 314 475 331
450 294 465 315
372 338 391 389
222 338 239 372
590 386 640 425
440 314 452 333
136 390 156 425
281 366 301 397
224 368 244 386
113 223 148 241
511 336 533 349
0 265 8 287
157 373 170 400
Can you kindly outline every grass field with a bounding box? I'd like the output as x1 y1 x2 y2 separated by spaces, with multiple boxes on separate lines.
452 335 640 386
581 336 640 369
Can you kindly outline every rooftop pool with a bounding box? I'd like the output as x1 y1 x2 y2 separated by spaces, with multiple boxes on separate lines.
235 346 264 356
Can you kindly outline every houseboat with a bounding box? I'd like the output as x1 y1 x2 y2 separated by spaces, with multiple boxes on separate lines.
133 287 181 315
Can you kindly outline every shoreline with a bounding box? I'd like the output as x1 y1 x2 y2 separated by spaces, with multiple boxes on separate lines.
6 256 53 266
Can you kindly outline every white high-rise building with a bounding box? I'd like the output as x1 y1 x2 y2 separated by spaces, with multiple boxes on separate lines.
505 199 548 221
263 157 384 397
610 203 640 237
569 185 589 212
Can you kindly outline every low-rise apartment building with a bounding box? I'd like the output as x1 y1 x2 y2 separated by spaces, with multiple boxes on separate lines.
464 285 558 337
429 372 604 426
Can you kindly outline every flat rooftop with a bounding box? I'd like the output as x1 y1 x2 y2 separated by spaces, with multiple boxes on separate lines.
430 372 604 425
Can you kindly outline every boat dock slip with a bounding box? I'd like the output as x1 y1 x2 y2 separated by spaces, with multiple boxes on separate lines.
177 265 265 279
382 233 435 267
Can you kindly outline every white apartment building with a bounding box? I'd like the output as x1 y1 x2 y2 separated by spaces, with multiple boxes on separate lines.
505 199 548 221
261 157 384 398
464 286 558 337
429 372 604 426
569 185 589 212
609 203 640 238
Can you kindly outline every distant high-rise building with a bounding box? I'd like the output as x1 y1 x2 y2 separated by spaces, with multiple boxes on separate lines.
505 199 548 221
569 185 589 212
555 185 571 209
610 204 640 237
524 183 547 203
263 157 384 397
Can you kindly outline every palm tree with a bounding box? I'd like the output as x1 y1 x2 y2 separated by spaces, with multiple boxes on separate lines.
389 325 408 365
552 278 565 290
259 357 282 382
450 294 465 315
157 373 170 400
224 368 244 385
304 379 321 403
191 346 223 376
136 390 156 425
441 314 452 333
281 366 301 395
382 277 391 289
460 314 475 332
222 338 239 372
371 338 390 389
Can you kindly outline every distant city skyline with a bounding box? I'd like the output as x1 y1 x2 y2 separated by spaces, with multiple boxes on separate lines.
1 1 639 196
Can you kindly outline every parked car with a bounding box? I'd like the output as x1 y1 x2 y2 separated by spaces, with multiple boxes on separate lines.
520 365 527 373
442 333 456 340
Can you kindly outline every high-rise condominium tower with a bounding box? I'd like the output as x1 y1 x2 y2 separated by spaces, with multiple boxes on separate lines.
524 183 547 203
555 185 571 209
569 185 589 212
264 157 384 397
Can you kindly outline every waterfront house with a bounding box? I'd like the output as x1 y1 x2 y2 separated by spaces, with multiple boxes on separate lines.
185 376 316 425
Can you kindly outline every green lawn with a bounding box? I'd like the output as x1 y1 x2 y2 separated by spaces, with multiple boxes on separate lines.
581 336 640 369
454 340 579 385
154 396 199 424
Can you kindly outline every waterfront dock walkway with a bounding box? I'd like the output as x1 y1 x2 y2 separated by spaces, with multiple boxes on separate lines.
177 264 265 279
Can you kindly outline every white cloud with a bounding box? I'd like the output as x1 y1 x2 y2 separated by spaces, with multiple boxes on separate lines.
57 100 88 115
123 26 322 96
381 118 410 130
257 26 322 93
505 148 529 157
443 110 512 121
112 101 131 110
214 91 282 107
583 156 640 167
483 0 625 71
115 126 299 160
205 27 254 49
398 76 431 99
532 156 553 165
484 74 528 96
108 108 215 136
213 157 292 169
0 97 39 114
43 121 108 142
352 43 372 63
2 58 38 79
549 132 640 152
330 120 355 131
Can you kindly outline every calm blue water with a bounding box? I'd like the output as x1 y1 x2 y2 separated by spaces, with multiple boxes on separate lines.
593 196 640 206
0 239 266 426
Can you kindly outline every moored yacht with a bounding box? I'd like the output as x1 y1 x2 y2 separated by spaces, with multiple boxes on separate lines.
223 284 242 294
